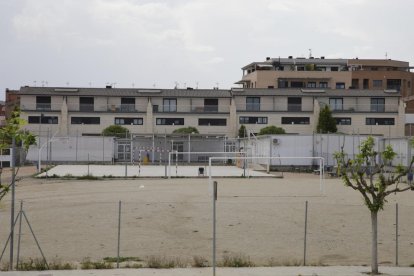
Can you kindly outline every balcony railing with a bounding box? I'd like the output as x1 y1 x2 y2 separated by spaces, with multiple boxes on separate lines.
154 105 230 113
238 103 313 112
79 104 94 112
36 103 51 111
322 103 398 113
21 103 59 111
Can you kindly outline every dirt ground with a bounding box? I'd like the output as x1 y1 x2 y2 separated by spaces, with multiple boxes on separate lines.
1 167 414 268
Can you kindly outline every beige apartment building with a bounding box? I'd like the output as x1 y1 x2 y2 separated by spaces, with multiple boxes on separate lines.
236 57 414 101
15 86 405 138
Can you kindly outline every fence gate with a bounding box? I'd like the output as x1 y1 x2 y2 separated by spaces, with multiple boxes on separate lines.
117 141 131 162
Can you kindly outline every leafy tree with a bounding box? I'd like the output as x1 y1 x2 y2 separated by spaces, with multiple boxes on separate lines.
172 127 199 134
238 125 247 138
0 109 36 201
258 125 286 135
334 137 414 274
317 105 337 133
102 125 130 138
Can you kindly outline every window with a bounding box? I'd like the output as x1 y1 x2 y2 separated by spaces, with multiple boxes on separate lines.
335 82 345 89
373 80 383 88
79 97 94 112
307 82 316 88
371 98 385 112
156 118 184 125
329 98 343 111
239 117 268 124
36 96 51 111
163 98 177 112
28 116 58 124
115 117 143 125
335 117 351 125
246 97 260 111
204 99 218 112
198 118 227 126
278 80 288 88
288 97 302 111
386 79 401 90
291 81 304 88
71 117 100 124
330 67 338 71
319 82 328 88
363 79 369 89
120 98 135 112
281 117 310 124
351 79 359 89
366 118 395 125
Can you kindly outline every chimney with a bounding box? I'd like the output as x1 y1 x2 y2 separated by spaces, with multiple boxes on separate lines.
288 56 293 59
106 85 112 89
266 57 270 61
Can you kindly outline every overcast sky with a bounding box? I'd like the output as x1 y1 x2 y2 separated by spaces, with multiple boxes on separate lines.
1 0 414 100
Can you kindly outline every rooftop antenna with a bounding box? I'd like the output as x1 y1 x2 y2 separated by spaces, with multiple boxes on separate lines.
215 82 219 89
45 81 48 87
174 82 179 89
184 82 187 88
89 82 92 87
41 81 45 87
131 83 135 88
308 48 312 58
66 82 69 87
385 52 388 59
196 82 199 89
153 83 156 88
33 81 37 87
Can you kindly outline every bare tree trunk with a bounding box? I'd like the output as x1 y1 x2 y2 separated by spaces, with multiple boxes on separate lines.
371 211 378 274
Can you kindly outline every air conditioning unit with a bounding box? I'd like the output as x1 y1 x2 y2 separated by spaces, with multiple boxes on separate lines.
272 138 280 145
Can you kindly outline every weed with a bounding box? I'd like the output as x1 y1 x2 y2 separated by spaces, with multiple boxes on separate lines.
103 256 142 263
192 256 209 267
0 262 9 271
81 258 112 269
48 260 75 270
63 173 73 178
219 253 254 267
16 258 48 271
146 255 186 268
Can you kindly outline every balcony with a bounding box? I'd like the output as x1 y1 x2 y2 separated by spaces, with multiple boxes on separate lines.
107 104 138 112
237 103 313 112
79 104 94 112
322 103 398 113
153 104 229 113
21 103 59 112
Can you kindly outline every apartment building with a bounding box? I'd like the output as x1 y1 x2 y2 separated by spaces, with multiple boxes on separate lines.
237 57 414 100
15 86 405 138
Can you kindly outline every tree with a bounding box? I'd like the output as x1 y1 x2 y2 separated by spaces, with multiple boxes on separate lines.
172 127 199 134
102 125 130 138
317 105 337 133
238 125 247 138
334 137 414 274
258 125 286 135
0 109 36 201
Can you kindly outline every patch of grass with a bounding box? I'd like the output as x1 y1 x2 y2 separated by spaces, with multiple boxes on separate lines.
219 253 254 267
16 258 48 271
81 258 112 269
146 255 186 268
192 256 209 267
77 175 99 180
48 260 75 270
103 256 142 263
63 173 74 178
0 262 10 271
102 175 114 178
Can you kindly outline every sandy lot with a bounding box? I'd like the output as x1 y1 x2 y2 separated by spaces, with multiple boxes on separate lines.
1 169 414 268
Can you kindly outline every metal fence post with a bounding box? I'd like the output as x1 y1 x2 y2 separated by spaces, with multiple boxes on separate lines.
213 181 217 276
395 203 399 266
9 137 16 270
16 201 23 268
303 200 308 266
117 200 122 268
